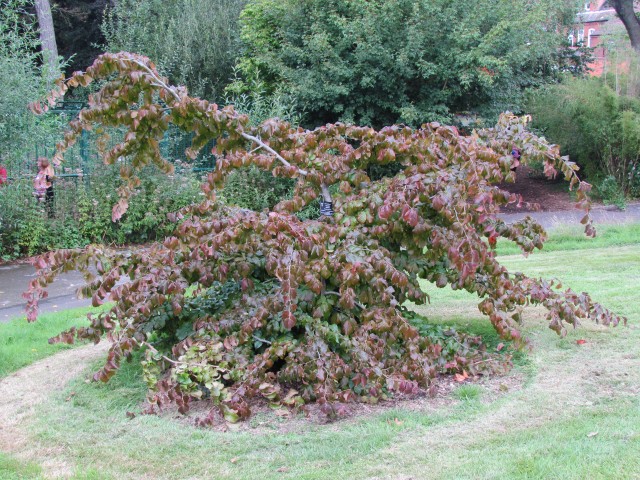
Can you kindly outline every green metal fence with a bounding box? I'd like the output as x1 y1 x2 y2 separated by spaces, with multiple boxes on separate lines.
10 102 216 181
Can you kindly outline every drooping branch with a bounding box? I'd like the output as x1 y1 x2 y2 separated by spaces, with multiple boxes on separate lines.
129 56 333 205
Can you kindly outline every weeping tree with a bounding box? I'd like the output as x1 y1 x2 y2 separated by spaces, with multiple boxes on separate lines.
27 53 624 423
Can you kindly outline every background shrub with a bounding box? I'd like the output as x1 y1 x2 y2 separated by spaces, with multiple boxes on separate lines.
236 0 584 128
528 76 640 200
102 0 246 100
0 167 202 260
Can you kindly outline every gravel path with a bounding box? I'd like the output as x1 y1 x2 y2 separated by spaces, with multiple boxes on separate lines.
499 201 640 230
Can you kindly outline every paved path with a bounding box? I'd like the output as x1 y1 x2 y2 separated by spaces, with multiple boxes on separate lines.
500 202 640 230
1 202 639 323
0 264 89 322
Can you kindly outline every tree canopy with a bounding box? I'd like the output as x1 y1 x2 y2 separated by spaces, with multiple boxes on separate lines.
101 0 246 100
236 0 582 128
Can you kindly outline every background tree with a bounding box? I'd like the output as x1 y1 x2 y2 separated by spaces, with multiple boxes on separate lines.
101 0 247 100
0 0 61 171
611 0 640 52
235 0 583 128
53 0 113 73
34 0 58 80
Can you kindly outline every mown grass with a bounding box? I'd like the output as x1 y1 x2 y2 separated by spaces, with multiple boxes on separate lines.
2 225 639 479
495 223 640 256
0 452 42 480
0 307 96 378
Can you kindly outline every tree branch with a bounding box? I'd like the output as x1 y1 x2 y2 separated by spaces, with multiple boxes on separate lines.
130 57 333 205
612 0 640 52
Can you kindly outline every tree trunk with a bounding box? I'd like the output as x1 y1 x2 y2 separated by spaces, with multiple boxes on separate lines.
35 0 59 79
612 0 640 52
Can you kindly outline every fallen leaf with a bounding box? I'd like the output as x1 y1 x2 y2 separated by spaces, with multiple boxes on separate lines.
587 431 598 438
230 457 239 464
454 371 469 382
394 418 403 426
276 467 289 472
496 342 505 352
576 339 587 345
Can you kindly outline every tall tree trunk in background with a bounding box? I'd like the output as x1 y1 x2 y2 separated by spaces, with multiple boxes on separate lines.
612 0 640 52
35 0 59 80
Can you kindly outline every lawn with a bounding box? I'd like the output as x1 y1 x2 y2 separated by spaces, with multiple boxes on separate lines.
1 225 638 479
0 307 93 378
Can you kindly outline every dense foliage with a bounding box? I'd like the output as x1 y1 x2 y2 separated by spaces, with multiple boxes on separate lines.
26 53 624 423
0 0 62 172
528 75 640 203
0 168 202 259
102 0 246 100
235 0 584 128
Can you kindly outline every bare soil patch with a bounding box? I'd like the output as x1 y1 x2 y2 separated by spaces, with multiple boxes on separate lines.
499 166 576 213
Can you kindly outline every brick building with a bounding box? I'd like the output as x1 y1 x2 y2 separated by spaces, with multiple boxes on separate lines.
571 1 636 76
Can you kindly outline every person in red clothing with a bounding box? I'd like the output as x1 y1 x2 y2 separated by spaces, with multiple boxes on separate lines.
0 164 7 185
34 157 55 217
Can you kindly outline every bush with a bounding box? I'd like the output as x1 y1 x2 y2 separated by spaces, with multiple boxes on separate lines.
528 76 640 198
0 168 202 259
596 175 626 209
236 0 584 128
0 0 65 175
26 53 623 424
76 166 203 245
102 0 246 100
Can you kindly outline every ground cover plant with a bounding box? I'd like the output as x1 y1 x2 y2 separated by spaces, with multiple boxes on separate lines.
25 52 624 424
2 234 638 479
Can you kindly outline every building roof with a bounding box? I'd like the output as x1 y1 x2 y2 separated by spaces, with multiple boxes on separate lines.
576 8 616 23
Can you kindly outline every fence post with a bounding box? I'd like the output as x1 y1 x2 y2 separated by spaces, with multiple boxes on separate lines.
80 129 89 172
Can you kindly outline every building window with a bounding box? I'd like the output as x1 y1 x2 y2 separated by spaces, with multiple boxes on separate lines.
587 28 596 47
584 2 590 10
578 29 585 44
568 34 575 47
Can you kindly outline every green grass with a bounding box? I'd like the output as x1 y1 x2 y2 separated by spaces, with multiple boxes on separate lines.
0 307 97 378
495 223 640 256
2 225 639 479
0 452 109 480
453 384 484 401
0 452 42 480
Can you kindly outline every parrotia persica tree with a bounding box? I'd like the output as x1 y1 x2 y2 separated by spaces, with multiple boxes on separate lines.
26 53 624 423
